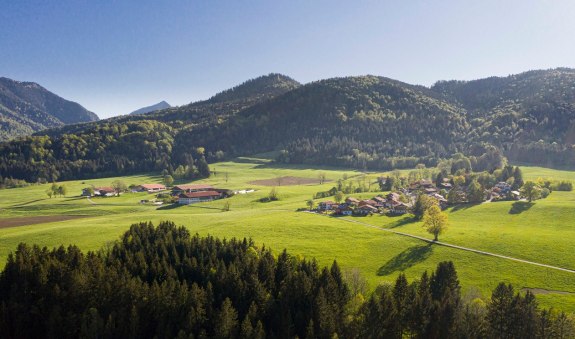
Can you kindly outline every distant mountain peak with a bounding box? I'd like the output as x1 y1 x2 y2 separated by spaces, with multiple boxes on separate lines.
205 73 300 104
129 101 172 115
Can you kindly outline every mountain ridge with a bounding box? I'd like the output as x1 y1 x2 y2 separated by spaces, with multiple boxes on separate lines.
2 68 575 182
0 77 99 140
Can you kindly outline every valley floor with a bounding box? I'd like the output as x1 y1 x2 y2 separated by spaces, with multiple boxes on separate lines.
1 156 575 311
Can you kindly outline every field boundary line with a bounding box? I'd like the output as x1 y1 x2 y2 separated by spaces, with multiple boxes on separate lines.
307 212 575 274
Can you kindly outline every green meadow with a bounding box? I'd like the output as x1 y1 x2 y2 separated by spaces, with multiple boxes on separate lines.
1 157 575 311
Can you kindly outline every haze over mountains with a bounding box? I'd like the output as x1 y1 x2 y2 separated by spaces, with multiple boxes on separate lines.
0 77 98 141
1 69 575 182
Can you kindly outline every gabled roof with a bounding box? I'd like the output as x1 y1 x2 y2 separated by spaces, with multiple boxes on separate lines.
373 196 386 203
179 191 221 198
346 197 360 203
359 205 378 211
359 199 378 206
174 184 214 190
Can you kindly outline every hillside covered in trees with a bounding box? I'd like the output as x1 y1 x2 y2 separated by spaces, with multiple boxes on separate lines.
0 77 98 141
2 69 575 182
0 221 572 338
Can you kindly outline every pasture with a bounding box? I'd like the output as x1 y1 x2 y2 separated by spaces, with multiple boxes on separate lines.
1 157 574 311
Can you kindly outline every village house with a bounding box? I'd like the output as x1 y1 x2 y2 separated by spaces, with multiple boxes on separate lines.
430 193 448 209
178 191 222 205
133 184 166 193
494 182 512 194
358 199 378 208
318 201 336 211
373 196 386 205
439 180 453 190
384 192 401 208
356 204 378 215
335 205 353 216
345 197 360 206
409 179 435 192
389 201 410 215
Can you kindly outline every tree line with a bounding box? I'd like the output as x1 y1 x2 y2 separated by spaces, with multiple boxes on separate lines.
0 221 573 338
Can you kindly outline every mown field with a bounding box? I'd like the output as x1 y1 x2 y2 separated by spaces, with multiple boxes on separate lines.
1 157 575 311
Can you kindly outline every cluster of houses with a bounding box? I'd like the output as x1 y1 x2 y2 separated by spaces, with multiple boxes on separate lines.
82 182 229 205
318 193 414 216
314 177 522 216
489 181 521 201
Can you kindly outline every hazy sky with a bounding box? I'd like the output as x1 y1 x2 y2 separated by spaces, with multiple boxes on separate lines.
2 1 574 118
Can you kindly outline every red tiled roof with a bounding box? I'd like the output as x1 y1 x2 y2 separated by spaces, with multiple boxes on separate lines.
179 191 221 198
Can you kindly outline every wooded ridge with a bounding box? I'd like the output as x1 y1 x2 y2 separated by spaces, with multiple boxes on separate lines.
1 69 575 182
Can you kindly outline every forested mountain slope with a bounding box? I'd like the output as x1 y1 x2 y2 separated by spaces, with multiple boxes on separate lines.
178 75 469 169
0 77 98 140
2 69 575 182
0 74 300 181
433 68 575 166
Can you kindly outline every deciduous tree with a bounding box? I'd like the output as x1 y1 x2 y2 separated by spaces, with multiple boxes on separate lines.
520 181 542 202
422 205 448 241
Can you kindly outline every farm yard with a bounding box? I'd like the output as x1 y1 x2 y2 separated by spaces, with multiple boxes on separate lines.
1 155 575 311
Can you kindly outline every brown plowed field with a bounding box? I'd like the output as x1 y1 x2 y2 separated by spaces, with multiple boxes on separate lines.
0 215 87 229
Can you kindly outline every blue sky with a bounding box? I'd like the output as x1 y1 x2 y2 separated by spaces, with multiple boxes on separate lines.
1 0 574 118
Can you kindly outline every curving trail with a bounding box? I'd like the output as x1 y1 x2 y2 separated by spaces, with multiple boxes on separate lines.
307 212 575 274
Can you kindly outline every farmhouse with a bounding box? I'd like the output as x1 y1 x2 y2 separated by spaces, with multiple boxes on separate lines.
133 184 166 193
178 191 222 205
172 184 215 195
389 201 410 215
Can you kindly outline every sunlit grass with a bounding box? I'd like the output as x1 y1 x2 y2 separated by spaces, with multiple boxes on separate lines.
0 158 574 311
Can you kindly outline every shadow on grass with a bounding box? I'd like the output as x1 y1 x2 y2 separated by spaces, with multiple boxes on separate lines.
229 157 271 165
450 202 481 213
509 201 534 214
10 198 48 207
156 204 185 210
377 244 433 276
387 215 417 228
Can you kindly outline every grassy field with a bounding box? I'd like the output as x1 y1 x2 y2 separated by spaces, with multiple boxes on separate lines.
1 157 574 311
